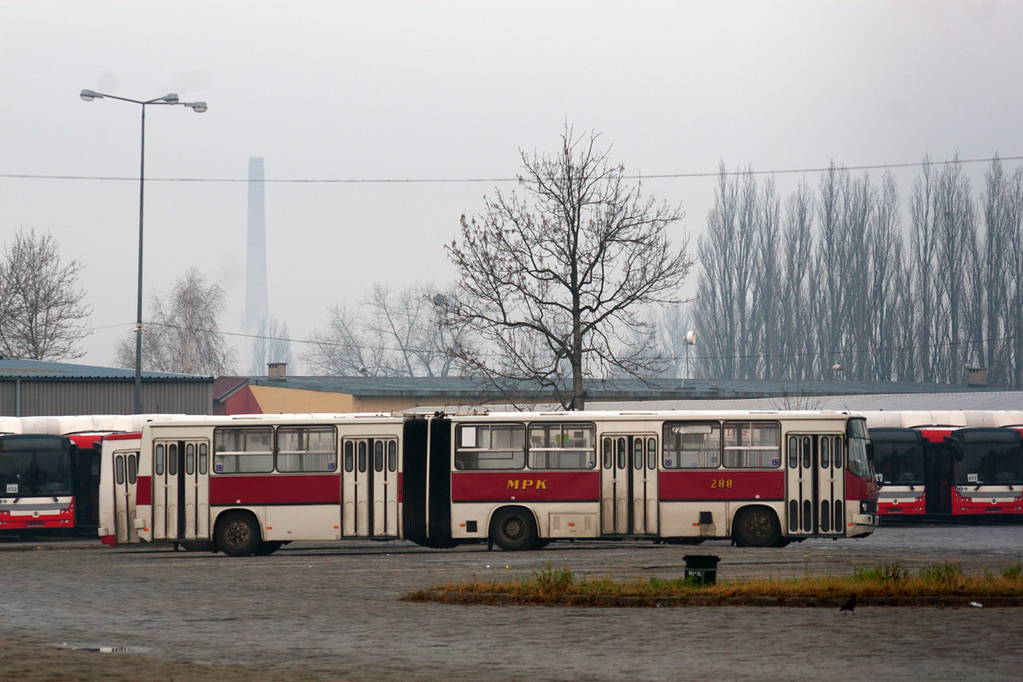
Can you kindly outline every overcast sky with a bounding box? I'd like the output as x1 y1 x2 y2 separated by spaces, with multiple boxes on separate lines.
2 1 1022 373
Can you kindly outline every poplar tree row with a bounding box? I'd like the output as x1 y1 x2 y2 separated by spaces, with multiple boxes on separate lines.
690 156 1023 387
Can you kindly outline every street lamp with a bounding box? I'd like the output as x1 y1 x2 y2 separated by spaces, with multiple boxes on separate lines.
80 89 207 413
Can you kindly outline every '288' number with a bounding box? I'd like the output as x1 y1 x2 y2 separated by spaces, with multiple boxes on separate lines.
710 479 733 489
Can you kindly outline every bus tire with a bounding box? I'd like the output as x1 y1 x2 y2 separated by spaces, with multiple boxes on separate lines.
253 541 284 556
215 511 262 557
491 507 538 551
732 506 781 548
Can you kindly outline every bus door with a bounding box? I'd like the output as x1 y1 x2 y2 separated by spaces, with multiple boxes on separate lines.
342 437 399 537
601 435 658 535
112 449 139 543
152 439 210 540
179 441 210 539
785 434 845 536
924 443 953 515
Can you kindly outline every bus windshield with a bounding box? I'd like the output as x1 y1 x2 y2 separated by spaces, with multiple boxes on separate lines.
846 418 873 479
955 434 1023 486
0 438 73 497
870 432 924 487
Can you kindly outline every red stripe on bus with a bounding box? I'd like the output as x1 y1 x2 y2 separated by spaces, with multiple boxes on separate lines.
451 471 599 502
104 432 142 442
137 476 152 505
658 470 785 501
209 475 341 505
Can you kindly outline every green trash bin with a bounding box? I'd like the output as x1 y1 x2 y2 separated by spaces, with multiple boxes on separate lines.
683 554 720 585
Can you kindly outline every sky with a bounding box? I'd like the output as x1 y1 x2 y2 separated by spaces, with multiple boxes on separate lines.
2 1 1022 373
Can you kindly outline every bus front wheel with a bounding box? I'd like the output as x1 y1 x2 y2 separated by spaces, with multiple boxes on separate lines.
215 511 262 557
491 508 538 551
732 507 781 548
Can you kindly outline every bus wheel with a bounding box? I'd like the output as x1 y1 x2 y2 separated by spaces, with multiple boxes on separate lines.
253 541 284 556
215 512 261 557
491 508 538 551
732 507 780 548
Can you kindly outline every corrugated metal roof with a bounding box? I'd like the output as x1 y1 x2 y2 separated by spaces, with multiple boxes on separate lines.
0 358 212 381
221 375 1015 400
591 392 1023 412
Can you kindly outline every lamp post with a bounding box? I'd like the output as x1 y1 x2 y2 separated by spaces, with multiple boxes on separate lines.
80 90 207 413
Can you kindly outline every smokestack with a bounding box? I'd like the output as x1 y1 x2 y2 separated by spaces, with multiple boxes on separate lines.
243 157 268 334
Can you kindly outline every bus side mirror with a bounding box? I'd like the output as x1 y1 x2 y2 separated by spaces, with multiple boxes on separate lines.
944 436 964 461
866 442 874 461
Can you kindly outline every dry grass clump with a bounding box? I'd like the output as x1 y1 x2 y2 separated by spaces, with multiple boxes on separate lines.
403 561 1023 604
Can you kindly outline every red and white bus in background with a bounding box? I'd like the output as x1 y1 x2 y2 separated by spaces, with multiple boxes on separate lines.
863 411 1023 519
0 415 193 536
98 410 880 555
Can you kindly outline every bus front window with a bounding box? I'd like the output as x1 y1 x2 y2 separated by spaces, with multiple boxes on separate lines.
0 450 72 497
846 419 873 479
872 441 924 487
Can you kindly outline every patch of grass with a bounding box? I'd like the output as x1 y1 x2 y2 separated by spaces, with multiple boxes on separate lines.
853 562 910 584
403 561 1023 605
1000 562 1023 580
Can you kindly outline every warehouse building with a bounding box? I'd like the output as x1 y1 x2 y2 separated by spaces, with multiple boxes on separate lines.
0 358 213 416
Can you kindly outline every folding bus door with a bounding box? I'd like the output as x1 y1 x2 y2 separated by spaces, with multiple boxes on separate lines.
602 435 658 535
152 439 209 541
343 437 400 537
630 435 659 535
152 441 177 540
785 434 845 536
112 449 139 543
179 441 210 539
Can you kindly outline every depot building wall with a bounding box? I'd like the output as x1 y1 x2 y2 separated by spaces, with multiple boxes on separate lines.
218 384 494 415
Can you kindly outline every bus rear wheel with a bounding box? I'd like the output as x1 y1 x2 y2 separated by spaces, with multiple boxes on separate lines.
215 511 262 557
732 507 781 548
491 508 538 551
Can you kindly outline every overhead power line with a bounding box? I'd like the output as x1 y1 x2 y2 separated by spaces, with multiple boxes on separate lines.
2 155 1021 185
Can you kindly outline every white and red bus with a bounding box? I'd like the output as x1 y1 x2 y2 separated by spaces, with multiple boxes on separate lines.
0 434 80 534
98 409 879 555
863 411 1023 519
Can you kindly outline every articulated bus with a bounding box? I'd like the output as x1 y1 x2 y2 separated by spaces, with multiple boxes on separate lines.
862 411 1023 519
98 410 880 555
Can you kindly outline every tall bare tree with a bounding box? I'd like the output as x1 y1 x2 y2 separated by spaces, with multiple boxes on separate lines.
777 181 815 380
115 267 235 375
447 128 692 410
0 230 91 360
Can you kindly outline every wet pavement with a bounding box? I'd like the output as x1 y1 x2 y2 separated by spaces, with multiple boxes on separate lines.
1 525 1021 681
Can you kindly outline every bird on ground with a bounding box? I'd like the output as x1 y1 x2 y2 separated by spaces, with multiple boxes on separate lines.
840 595 857 613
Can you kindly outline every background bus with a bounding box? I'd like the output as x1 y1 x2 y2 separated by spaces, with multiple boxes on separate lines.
0 435 78 534
100 410 879 555
863 411 1023 520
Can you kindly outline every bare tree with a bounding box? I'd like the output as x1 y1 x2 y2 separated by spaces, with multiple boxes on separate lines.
115 267 235 375
868 172 904 380
447 128 692 410
303 283 468 378
777 182 815 380
250 314 292 375
0 230 91 360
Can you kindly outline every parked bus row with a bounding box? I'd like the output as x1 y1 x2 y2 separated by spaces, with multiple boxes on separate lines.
862 411 1023 520
0 415 195 536
86 409 880 556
